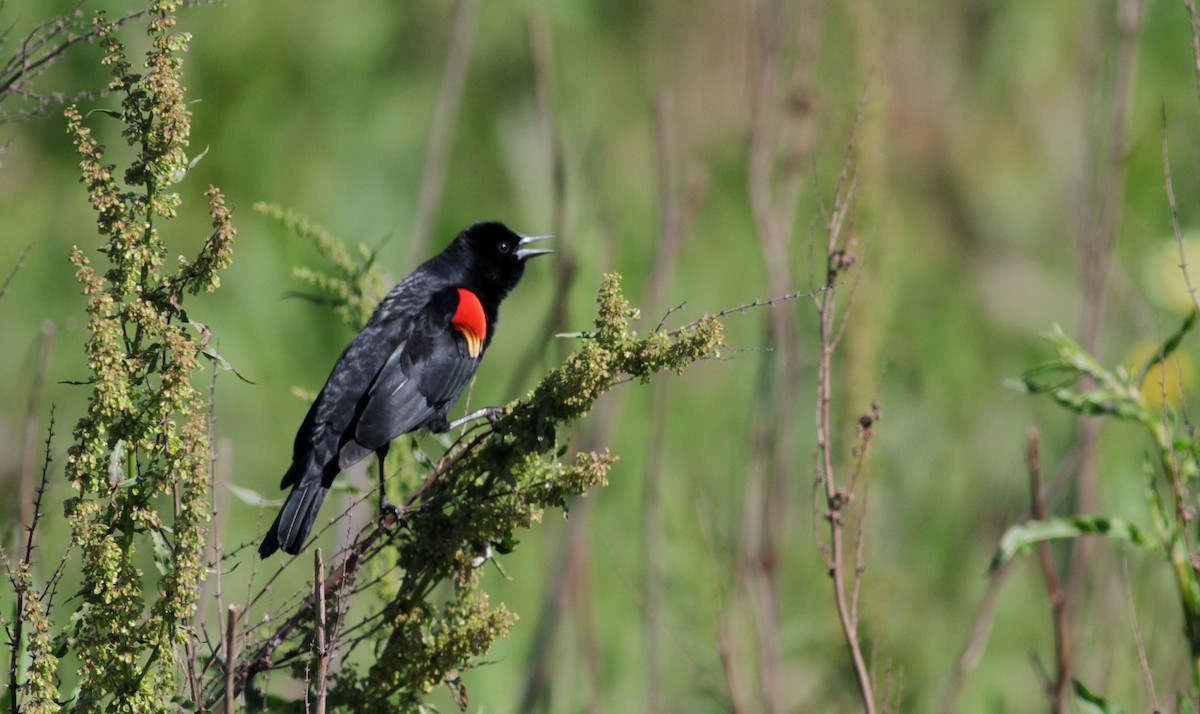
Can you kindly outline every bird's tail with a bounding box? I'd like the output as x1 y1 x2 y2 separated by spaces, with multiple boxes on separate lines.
258 478 330 557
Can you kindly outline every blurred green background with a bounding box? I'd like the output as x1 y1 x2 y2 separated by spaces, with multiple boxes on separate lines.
3 0 1200 710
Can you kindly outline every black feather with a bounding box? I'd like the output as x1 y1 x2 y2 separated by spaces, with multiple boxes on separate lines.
258 221 543 557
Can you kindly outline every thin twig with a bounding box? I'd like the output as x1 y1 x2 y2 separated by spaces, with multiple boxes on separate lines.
1161 106 1200 316
667 288 825 337
6 408 55 714
314 548 328 714
1184 0 1200 105
15 323 52 552
0 241 30 305
0 2 215 122
652 301 687 333
217 426 495 705
1120 557 1160 713
813 111 875 714
193 345 226 692
1027 427 1070 713
848 401 880 624
224 605 238 714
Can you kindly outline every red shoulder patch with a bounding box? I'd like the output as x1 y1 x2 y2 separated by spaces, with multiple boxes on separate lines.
452 288 486 358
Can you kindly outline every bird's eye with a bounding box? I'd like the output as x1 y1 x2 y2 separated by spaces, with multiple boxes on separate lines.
498 241 511 254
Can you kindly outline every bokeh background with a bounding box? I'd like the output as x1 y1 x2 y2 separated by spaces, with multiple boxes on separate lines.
3 0 1200 710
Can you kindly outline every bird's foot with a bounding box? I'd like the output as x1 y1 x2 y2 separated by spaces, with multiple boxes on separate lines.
447 406 505 431
379 494 401 522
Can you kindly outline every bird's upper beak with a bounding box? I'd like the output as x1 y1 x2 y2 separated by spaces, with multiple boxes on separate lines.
515 234 554 261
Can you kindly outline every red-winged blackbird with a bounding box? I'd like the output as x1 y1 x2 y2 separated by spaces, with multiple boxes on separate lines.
258 221 551 557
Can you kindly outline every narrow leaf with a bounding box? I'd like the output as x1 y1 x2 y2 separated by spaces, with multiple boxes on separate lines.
201 345 256 384
84 108 123 120
169 144 210 184
1139 309 1197 383
990 516 1158 571
1073 678 1127 714
149 528 172 575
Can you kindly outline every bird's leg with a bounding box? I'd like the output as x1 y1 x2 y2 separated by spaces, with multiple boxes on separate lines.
447 406 505 431
376 445 400 519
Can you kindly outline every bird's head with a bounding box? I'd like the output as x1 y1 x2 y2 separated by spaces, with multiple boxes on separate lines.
458 221 552 297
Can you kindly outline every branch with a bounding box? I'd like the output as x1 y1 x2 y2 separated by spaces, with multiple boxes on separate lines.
1027 427 1070 712
313 549 329 714
1162 105 1200 316
812 101 876 714
211 275 723 706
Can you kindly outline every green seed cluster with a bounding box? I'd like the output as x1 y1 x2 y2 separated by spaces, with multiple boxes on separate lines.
350 273 722 706
42 3 236 710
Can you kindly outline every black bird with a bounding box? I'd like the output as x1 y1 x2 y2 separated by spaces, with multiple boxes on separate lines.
258 221 551 557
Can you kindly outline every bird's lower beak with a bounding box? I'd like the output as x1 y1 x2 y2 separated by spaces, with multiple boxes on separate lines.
515 234 554 261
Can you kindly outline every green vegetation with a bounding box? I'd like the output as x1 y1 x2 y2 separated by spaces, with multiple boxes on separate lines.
3 0 1200 711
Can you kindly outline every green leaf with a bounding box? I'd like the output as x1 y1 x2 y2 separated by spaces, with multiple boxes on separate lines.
1011 362 1079 395
149 527 172 575
1140 309 1197 383
201 344 256 384
1042 325 1106 377
990 516 1159 571
168 144 210 184
1046 386 1141 421
1073 678 1127 714
84 108 123 121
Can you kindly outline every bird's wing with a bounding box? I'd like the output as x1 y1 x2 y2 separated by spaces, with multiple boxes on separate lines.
350 287 482 452
280 275 432 489
280 317 406 487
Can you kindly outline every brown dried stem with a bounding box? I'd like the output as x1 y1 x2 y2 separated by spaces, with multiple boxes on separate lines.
224 605 238 714
314 548 329 714
1027 427 1070 712
812 118 875 714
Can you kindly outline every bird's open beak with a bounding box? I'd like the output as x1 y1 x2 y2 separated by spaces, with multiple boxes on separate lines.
515 234 554 261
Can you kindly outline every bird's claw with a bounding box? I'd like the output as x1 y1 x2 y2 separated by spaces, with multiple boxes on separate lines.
447 405 505 432
380 495 401 521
